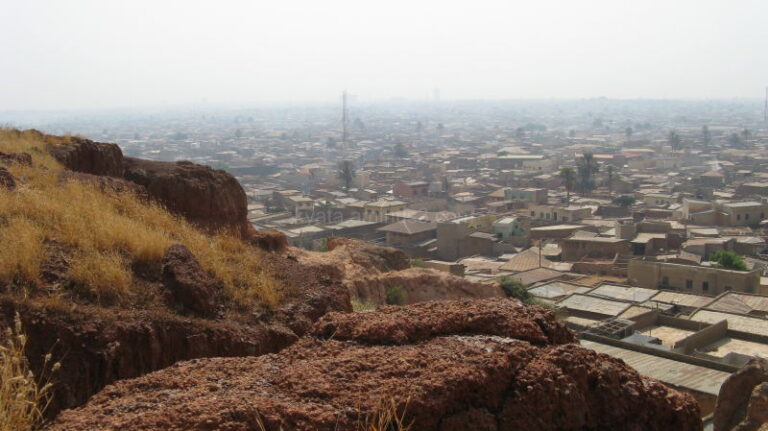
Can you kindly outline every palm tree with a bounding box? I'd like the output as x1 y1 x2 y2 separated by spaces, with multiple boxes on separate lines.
559 166 576 202
336 160 355 191
577 153 599 196
668 130 682 151
607 165 614 194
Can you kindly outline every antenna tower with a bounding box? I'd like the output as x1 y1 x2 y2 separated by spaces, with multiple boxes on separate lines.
342 91 348 150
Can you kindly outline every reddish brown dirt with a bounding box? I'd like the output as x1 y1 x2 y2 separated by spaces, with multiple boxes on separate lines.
49 300 701 431
0 296 297 417
714 357 768 431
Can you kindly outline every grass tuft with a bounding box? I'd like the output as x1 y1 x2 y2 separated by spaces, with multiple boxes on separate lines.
0 313 59 431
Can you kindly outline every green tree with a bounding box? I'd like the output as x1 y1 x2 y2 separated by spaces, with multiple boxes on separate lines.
624 127 633 143
559 166 576 202
668 130 682 151
577 153 599 196
702 125 711 146
336 160 355 191
710 251 747 271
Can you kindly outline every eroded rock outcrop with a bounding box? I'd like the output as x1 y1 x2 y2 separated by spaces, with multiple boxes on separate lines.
0 151 33 166
714 357 768 431
123 158 249 234
0 296 296 417
299 238 503 305
50 299 701 431
42 132 250 234
0 167 16 190
348 267 505 305
161 244 223 318
47 137 124 177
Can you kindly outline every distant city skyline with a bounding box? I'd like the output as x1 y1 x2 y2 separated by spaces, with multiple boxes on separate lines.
1 0 767 111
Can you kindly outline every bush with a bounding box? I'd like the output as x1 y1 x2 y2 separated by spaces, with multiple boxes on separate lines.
710 250 748 271
498 276 533 303
409 258 424 268
385 285 408 305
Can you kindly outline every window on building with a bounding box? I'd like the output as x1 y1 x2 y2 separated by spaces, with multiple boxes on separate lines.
531 211 535 216
662 276 669 286
746 214 750 220
702 281 709 291
737 214 741 221
685 280 693 289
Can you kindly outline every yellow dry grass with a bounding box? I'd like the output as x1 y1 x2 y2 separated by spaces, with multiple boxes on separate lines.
0 128 282 311
0 313 59 431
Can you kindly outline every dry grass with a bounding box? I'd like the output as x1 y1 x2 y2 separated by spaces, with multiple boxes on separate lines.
0 313 59 431
360 395 412 431
0 128 283 311
68 251 132 306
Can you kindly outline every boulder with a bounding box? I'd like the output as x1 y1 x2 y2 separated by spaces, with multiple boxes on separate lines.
246 226 288 252
50 299 701 431
124 158 248 234
161 244 222 318
714 357 768 431
0 151 32 166
47 136 124 177
0 167 16 190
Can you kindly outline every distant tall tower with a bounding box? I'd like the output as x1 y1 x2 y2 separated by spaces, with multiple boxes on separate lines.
341 91 348 150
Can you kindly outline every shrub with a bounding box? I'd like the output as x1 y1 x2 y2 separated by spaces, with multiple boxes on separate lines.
385 285 408 305
0 217 44 287
351 297 375 312
409 258 424 268
498 276 533 303
0 313 59 431
710 250 748 271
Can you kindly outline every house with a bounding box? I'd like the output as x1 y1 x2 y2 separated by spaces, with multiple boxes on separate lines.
628 258 761 295
528 204 592 223
393 181 430 198
378 220 437 248
561 237 631 262
504 187 548 204
363 200 407 222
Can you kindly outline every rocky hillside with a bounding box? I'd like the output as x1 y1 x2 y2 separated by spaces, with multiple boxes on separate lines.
1 129 705 429
49 299 702 431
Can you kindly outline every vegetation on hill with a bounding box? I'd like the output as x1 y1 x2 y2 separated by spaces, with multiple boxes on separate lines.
0 129 282 312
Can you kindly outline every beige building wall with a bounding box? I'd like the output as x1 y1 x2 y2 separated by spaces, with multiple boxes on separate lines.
628 259 760 295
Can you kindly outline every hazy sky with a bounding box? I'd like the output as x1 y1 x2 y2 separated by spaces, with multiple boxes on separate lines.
2 0 767 110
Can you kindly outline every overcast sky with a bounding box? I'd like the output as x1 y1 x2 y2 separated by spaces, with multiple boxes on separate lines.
1 0 767 110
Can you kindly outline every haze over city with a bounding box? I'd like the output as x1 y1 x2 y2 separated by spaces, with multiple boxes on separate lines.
2 0 768 111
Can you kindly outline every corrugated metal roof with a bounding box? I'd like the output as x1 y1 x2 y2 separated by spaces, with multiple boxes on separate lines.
557 294 630 316
581 341 730 396
690 310 768 337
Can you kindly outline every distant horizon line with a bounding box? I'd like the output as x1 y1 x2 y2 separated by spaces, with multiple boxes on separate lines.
1 95 766 115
